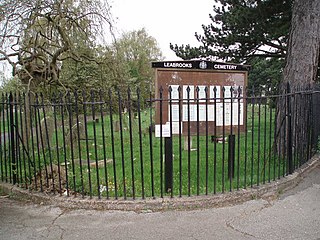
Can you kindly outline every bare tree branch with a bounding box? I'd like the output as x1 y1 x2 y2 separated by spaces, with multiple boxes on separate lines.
0 0 116 91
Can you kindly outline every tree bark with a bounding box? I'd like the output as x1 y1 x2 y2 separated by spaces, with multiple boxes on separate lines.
276 0 320 166
282 0 320 91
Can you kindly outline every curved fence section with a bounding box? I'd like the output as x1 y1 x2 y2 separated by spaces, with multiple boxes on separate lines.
0 86 319 200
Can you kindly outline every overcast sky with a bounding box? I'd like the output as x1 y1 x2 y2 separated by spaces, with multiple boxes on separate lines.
111 0 214 60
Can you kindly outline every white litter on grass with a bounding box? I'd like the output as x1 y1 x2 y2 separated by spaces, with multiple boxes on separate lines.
99 185 107 193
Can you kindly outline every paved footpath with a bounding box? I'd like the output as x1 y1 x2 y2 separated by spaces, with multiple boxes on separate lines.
1 164 320 240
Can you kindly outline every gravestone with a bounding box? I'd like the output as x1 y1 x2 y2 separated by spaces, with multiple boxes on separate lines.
39 116 54 149
65 116 85 148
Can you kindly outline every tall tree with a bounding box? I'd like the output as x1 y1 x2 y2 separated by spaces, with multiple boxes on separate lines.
274 0 320 167
0 76 24 94
170 0 292 62
0 0 115 92
58 45 127 94
115 28 163 99
170 0 319 90
282 0 320 91
248 57 284 93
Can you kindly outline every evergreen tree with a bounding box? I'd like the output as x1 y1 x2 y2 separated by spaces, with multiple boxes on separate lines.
248 57 284 93
170 0 292 62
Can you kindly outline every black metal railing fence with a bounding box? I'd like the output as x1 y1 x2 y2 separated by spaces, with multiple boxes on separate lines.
0 85 318 200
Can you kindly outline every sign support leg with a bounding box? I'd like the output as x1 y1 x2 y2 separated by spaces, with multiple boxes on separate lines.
165 137 173 193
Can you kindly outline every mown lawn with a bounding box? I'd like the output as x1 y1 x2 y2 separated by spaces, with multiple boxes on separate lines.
0 103 287 199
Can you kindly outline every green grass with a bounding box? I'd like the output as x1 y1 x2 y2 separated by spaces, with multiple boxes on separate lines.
0 104 293 199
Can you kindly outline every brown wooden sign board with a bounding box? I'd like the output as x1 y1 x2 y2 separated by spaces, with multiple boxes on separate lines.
152 60 250 136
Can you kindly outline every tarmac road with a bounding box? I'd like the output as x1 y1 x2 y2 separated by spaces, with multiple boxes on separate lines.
0 164 319 240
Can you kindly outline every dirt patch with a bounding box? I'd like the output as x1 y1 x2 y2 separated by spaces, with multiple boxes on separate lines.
29 164 67 194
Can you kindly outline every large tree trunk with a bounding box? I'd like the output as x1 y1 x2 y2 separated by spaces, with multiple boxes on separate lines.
276 0 320 170
282 0 320 90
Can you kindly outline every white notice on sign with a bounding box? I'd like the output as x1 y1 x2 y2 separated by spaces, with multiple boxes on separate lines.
169 85 179 101
183 85 195 100
210 86 221 102
198 105 206 121
172 122 182 134
155 124 171 137
183 105 197 121
168 105 180 122
215 102 243 126
182 104 216 122
224 86 232 102
207 105 215 121
198 86 207 102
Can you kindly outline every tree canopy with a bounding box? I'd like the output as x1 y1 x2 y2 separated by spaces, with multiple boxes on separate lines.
0 0 114 91
115 28 163 94
59 28 163 98
247 57 284 93
0 1 163 97
170 0 292 62
170 0 320 89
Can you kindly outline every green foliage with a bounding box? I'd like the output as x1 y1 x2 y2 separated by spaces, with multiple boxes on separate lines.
59 45 128 94
169 0 294 91
170 0 292 62
0 0 115 92
59 28 163 99
0 76 24 94
248 57 284 94
1 1 163 99
115 28 163 99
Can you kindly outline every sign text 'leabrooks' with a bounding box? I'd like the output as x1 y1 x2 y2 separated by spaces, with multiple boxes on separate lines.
152 60 250 71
